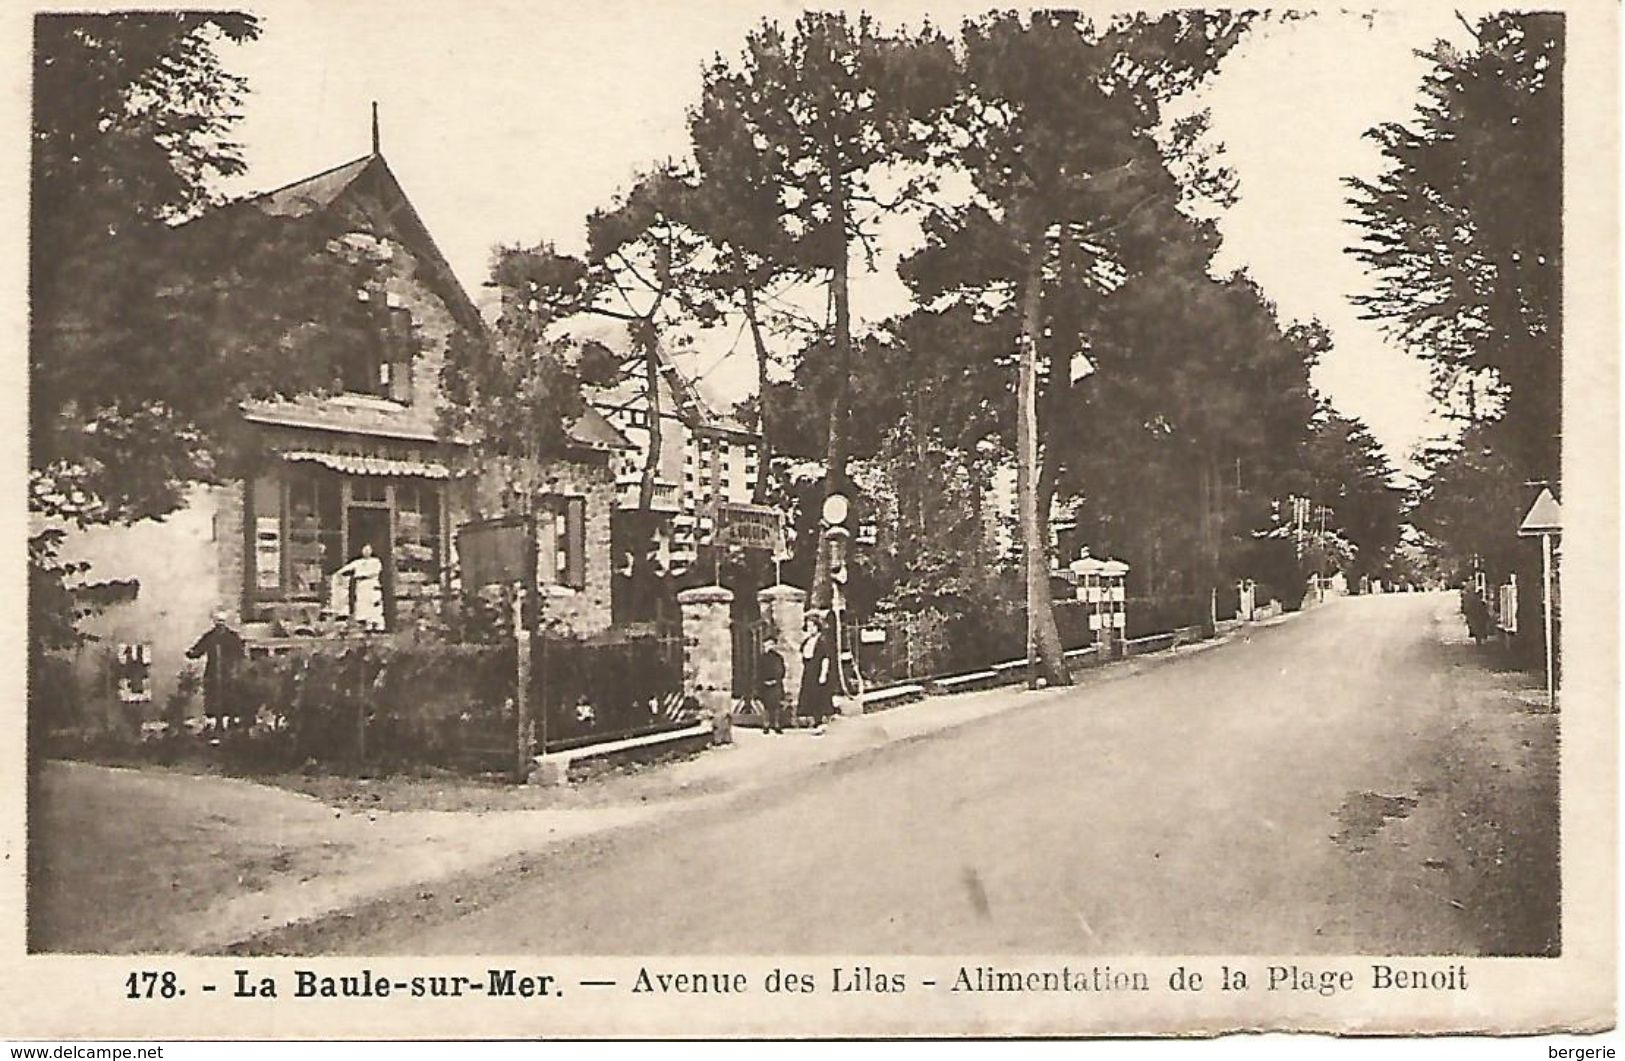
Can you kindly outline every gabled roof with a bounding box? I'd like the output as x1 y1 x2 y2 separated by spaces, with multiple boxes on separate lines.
568 407 636 451
568 317 756 437
245 154 374 218
240 152 483 332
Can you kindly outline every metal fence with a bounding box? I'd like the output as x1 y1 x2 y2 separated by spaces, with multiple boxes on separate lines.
531 631 689 754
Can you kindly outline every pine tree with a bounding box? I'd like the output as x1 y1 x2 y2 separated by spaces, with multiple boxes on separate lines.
692 13 958 607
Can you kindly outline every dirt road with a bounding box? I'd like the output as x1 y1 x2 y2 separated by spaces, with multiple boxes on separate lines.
286 592 1558 956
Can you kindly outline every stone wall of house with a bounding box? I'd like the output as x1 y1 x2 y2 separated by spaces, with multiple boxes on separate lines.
371 226 457 427
466 453 616 637
213 480 245 625
63 483 237 721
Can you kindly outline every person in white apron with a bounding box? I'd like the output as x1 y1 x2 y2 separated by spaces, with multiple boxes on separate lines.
335 544 385 631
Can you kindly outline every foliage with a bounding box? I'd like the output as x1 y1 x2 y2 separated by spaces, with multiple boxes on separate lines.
897 10 1253 674
32 13 394 528
1410 426 1538 585
1345 12 1562 480
1300 407 1407 579
438 277 594 483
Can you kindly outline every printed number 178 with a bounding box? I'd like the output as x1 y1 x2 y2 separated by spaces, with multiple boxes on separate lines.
125 971 182 998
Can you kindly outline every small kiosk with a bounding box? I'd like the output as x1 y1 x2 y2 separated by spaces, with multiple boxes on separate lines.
1070 552 1130 658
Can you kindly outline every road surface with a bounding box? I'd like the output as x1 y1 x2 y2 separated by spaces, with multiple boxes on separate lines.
286 592 1559 956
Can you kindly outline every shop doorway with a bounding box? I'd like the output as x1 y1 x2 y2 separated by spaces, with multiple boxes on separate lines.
345 504 394 630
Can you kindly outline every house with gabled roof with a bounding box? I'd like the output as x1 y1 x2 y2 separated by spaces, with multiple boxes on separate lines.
61 134 631 717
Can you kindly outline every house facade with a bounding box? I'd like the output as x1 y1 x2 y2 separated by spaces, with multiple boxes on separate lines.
62 149 629 718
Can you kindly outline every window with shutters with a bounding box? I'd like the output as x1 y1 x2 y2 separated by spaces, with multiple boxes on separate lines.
538 494 586 591
338 289 414 401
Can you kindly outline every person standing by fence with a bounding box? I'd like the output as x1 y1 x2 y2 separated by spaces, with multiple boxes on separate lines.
757 636 787 734
186 611 245 729
798 611 834 736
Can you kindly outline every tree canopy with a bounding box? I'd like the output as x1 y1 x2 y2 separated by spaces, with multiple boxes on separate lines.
31 13 389 527
1346 12 1562 480
1347 11 1561 638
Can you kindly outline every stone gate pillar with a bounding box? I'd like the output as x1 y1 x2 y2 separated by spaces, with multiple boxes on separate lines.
678 585 734 742
758 584 807 715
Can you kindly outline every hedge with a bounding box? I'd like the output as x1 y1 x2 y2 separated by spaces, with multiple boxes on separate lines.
217 631 687 772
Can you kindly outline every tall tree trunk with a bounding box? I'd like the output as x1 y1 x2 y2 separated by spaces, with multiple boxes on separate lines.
627 319 666 601
1018 242 1070 688
742 282 773 505
1037 340 1067 562
811 168 853 611
912 381 928 542
633 238 672 515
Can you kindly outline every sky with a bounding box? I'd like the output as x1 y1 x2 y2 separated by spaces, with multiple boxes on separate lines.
220 1 1473 474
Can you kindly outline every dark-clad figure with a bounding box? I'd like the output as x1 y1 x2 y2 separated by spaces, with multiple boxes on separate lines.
798 611 835 735
757 636 788 734
187 611 245 727
1462 586 1492 645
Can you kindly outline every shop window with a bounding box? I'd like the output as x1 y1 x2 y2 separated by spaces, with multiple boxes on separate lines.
252 469 448 615
394 481 443 600
282 470 342 601
251 475 283 594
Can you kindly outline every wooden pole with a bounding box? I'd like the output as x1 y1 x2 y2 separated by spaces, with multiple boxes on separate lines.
512 583 531 782
1541 532 1555 706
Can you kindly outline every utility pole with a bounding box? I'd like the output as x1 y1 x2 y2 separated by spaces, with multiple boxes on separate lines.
514 510 542 783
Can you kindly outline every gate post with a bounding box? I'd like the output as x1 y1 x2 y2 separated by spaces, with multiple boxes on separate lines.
678 585 734 743
758 584 808 717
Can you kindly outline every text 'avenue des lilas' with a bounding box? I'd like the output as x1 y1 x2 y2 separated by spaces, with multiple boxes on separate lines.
199 962 1470 1001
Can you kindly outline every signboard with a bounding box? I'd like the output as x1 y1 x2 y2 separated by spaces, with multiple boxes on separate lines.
1498 580 1519 634
1517 487 1562 537
714 501 783 552
457 516 532 589
254 517 282 592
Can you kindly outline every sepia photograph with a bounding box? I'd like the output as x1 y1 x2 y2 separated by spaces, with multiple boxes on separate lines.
9 0 1615 1041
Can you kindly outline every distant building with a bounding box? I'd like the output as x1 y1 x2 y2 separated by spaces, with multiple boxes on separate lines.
575 321 768 582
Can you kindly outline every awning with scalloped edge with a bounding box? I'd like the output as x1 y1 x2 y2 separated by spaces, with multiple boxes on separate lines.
281 450 453 479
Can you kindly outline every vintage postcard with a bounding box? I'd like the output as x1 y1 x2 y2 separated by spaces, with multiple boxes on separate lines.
2 0 1615 1041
